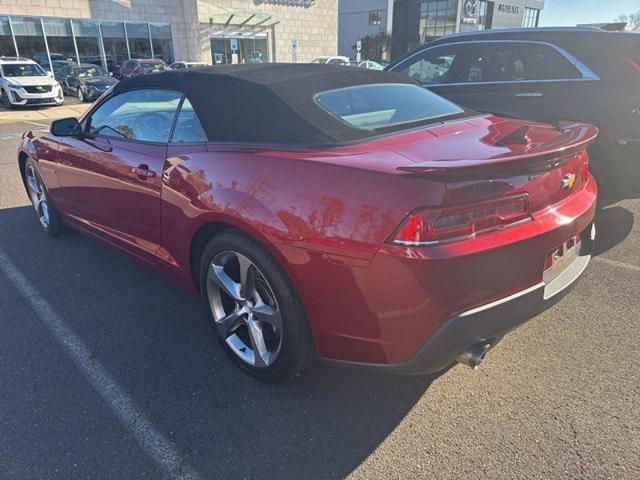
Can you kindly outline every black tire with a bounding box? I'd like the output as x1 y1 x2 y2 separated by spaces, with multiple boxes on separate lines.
2 89 14 109
24 158 64 237
199 230 315 382
587 138 626 208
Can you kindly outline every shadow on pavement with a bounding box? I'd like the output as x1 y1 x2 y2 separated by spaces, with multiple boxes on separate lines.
593 205 635 257
0 205 438 479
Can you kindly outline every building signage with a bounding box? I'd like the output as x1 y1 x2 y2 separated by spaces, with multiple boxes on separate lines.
497 3 521 14
229 38 238 51
462 0 479 25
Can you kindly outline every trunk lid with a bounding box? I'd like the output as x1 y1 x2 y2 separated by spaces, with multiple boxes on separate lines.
390 116 598 213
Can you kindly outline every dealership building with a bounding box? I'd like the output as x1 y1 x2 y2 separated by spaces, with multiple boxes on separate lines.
339 0 546 59
0 0 338 70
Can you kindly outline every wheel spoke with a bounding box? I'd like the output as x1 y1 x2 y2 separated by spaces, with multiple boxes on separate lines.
208 264 243 302
38 198 49 225
216 309 245 337
247 317 270 367
237 254 256 300
252 301 282 333
27 173 41 196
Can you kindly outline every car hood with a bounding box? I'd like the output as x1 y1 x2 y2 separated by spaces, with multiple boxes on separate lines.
79 76 117 86
5 76 57 87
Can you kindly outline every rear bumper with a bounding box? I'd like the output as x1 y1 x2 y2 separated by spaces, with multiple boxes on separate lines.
306 177 597 368
328 223 594 375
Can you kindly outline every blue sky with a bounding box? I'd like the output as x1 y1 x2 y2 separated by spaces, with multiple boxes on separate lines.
539 0 639 26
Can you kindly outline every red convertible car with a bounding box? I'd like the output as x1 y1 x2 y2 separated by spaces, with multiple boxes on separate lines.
18 64 598 382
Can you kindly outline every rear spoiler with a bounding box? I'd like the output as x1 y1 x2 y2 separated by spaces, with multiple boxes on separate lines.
396 122 599 177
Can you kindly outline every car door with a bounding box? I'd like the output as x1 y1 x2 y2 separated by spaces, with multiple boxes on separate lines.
396 41 599 123
55 88 182 262
63 66 77 93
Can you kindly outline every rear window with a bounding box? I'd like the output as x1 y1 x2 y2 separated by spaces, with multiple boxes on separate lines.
314 84 465 131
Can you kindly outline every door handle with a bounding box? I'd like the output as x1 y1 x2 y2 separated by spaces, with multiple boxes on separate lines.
132 165 156 179
515 92 544 98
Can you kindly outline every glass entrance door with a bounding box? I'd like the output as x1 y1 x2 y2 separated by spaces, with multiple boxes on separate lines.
210 36 268 65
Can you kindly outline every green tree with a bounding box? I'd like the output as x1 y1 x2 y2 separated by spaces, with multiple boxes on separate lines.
353 30 392 62
615 10 640 31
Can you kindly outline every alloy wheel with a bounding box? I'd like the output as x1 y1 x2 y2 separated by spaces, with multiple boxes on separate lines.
206 251 283 368
26 163 50 228
77 87 84 102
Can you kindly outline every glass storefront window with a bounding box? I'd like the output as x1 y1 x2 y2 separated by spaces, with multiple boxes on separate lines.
126 22 152 59
149 23 173 63
72 19 103 68
44 18 77 68
239 37 268 64
210 36 268 65
419 0 458 44
11 17 47 67
1 16 174 72
211 37 230 64
0 17 17 56
100 20 128 73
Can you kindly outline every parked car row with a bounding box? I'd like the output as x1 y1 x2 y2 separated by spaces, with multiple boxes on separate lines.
1 55 211 108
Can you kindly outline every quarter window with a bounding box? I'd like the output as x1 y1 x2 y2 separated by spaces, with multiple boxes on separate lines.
87 89 182 143
397 45 459 85
170 98 208 143
463 43 582 82
315 84 464 131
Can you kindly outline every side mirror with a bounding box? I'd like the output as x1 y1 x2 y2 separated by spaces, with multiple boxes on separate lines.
51 117 81 137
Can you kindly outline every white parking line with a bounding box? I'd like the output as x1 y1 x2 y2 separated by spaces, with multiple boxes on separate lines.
0 250 201 480
594 256 640 273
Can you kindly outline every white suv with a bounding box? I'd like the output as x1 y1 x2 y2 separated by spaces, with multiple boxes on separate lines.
0 57 64 108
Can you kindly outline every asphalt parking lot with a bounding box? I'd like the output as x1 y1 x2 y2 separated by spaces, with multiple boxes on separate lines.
0 116 638 479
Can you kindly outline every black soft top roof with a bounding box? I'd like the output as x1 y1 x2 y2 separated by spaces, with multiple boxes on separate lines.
111 63 419 144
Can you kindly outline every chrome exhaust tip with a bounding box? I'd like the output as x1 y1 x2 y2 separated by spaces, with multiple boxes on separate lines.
457 342 492 370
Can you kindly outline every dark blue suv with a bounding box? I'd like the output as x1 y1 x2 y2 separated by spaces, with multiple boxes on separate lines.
388 27 640 203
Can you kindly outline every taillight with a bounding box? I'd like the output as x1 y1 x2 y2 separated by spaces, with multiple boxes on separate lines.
628 58 640 74
391 194 531 246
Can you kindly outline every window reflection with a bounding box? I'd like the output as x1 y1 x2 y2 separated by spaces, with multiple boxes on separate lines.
0 16 172 71
0 17 16 56
419 0 458 44
43 19 77 69
149 23 173 63
126 22 151 59
100 21 128 73
11 17 47 68
72 19 103 68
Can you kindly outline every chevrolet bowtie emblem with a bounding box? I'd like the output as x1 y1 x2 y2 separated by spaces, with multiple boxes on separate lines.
561 173 576 190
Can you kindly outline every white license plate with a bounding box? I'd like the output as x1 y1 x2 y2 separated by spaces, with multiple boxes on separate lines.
544 237 580 283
